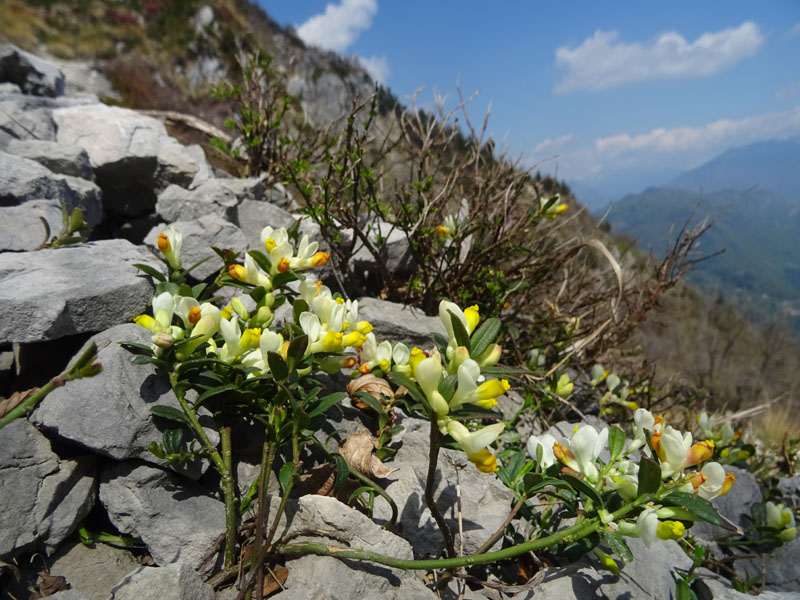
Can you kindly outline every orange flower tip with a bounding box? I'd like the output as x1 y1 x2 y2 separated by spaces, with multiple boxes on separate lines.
229 264 246 280
358 364 371 374
188 306 202 324
311 251 330 267
341 357 357 369
157 233 170 252
277 257 290 273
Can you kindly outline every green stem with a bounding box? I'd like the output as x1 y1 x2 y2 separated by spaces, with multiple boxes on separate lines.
253 437 276 600
278 493 654 570
169 372 236 569
473 493 528 556
0 342 100 429
426 424 456 558
349 468 398 528
219 426 237 570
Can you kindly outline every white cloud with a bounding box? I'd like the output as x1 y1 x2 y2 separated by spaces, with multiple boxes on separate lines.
777 81 800 100
296 0 378 53
554 22 765 94
544 105 800 183
532 133 573 154
355 54 389 84
792 22 800 37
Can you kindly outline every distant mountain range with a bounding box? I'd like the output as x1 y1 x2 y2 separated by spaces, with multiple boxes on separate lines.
603 137 800 329
668 136 800 199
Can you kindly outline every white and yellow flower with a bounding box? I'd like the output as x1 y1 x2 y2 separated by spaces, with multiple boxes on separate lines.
446 420 505 473
157 225 182 270
553 424 608 483
526 432 557 468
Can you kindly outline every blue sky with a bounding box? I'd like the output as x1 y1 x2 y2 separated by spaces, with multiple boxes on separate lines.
262 1 800 199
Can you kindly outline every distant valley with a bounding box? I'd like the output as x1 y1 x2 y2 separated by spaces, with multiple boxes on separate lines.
594 137 800 330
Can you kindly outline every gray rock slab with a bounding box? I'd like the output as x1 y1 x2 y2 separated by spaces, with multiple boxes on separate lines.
778 475 800 508
345 220 415 276
0 419 96 558
274 495 436 600
693 570 800 599
100 461 225 573
514 540 692 600
0 43 65 97
692 465 762 542
47 591 93 600
110 563 216 600
144 214 246 280
32 324 216 479
236 199 319 251
371 417 514 557
53 104 209 216
0 150 103 226
356 297 446 349
49 539 141 600
7 139 94 179
156 177 264 223
0 199 62 251
0 240 156 344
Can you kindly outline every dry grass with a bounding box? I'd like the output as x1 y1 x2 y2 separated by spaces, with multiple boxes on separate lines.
754 400 800 447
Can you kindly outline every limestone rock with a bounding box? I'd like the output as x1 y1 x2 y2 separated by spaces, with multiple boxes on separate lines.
49 539 141 600
100 461 225 573
0 199 62 251
0 43 65 97
144 214 247 280
0 420 96 558
156 177 264 223
371 417 514 557
7 139 94 179
0 150 103 226
32 324 216 480
53 104 210 217
356 298 446 348
273 495 436 600
110 563 216 600
0 240 155 343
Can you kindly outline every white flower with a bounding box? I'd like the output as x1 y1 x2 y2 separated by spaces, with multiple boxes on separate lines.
157 225 182 270
526 433 557 468
446 420 505 473
638 508 660 548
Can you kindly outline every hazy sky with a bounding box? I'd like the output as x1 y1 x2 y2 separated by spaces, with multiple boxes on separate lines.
262 1 800 197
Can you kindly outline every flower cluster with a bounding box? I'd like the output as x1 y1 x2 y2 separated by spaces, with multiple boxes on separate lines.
416 301 506 472
136 225 364 374
526 407 737 548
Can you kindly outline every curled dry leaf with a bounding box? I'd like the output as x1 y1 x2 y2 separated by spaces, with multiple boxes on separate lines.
340 428 397 478
263 565 289 597
0 388 38 419
347 374 393 409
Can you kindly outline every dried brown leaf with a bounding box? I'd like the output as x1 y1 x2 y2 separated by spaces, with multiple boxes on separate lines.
339 428 396 478
346 374 393 409
0 388 38 418
34 573 69 598
263 566 289 597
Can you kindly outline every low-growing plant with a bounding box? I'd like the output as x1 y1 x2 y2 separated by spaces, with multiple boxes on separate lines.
122 224 765 598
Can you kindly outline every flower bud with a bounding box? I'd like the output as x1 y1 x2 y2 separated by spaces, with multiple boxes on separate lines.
231 297 249 320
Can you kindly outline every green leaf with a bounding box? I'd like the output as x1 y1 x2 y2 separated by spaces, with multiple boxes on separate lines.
293 299 309 323
561 473 604 507
603 530 633 562
608 426 626 460
333 453 350 494
155 281 180 296
522 472 543 494
347 485 374 505
306 392 346 418
163 428 184 454
119 342 156 357
431 332 449 354
480 366 533 377
248 286 267 304
438 374 457 402
675 578 696 600
272 271 298 288
150 405 189 424
191 283 207 299
278 462 293 493
147 442 166 459
663 492 722 526
637 457 662 496
133 263 166 282
470 317 501 359
248 250 272 274
268 352 288 382
447 309 471 351
287 335 308 366
387 372 426 406
194 384 238 408
355 391 383 414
